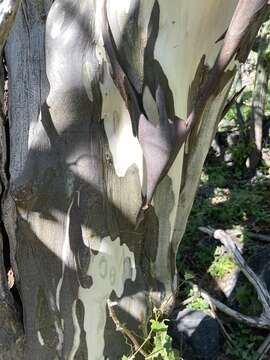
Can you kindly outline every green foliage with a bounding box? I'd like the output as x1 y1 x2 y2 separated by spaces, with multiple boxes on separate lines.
177 157 270 359
231 141 252 170
203 165 230 188
225 324 264 360
146 317 181 360
184 166 270 239
176 36 270 357
122 309 182 360
208 251 236 280
235 282 262 316
265 82 270 114
186 295 209 311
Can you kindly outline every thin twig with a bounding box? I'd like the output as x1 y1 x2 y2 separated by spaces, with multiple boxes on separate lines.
180 296 196 306
107 300 148 358
248 232 270 243
221 86 246 118
199 226 215 236
207 301 234 345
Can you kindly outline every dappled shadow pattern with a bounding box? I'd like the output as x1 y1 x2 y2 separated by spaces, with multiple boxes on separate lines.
4 0 179 358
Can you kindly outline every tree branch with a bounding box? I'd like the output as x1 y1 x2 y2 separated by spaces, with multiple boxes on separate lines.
196 284 270 329
198 227 270 329
248 232 270 243
214 229 270 316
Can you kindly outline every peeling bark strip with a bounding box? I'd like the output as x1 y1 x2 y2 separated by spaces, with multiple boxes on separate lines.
191 0 270 111
102 0 191 212
180 0 270 146
102 0 270 220
184 0 270 144
172 0 270 252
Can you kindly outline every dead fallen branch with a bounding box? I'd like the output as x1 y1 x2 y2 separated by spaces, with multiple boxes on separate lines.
248 232 270 243
197 227 270 330
193 284 270 329
214 229 270 315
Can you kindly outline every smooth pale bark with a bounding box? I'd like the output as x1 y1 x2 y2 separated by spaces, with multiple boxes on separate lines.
2 0 269 359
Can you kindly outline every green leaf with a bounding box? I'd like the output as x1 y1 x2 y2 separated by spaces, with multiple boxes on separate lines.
150 319 168 332
184 271 195 280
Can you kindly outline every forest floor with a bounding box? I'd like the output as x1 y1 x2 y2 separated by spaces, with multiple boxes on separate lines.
176 128 270 359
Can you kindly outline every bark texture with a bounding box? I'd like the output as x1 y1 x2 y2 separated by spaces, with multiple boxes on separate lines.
1 0 269 359
0 0 25 359
248 19 270 174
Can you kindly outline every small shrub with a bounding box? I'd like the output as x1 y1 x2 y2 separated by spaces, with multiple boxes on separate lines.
122 309 182 360
208 251 236 280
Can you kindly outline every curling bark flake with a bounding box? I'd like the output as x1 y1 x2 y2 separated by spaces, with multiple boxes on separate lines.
101 0 270 220
102 0 190 212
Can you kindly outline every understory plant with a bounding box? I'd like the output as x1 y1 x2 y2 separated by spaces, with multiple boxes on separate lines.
122 309 182 360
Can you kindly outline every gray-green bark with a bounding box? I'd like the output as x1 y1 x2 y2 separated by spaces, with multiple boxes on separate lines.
0 0 269 359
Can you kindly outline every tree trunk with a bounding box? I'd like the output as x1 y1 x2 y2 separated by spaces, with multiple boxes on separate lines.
1 0 269 358
247 19 270 175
